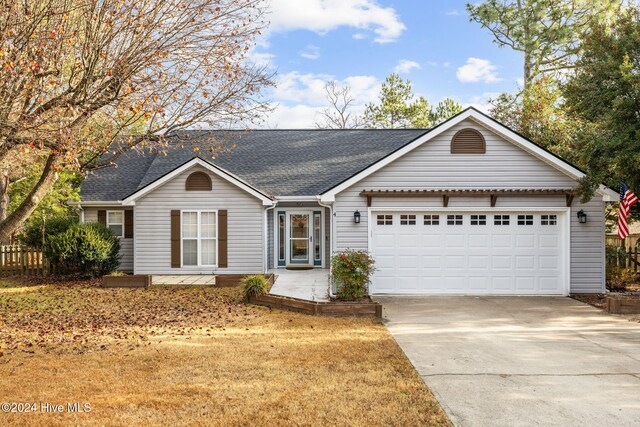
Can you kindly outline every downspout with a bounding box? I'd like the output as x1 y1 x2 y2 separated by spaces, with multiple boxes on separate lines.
264 201 278 274
316 196 335 298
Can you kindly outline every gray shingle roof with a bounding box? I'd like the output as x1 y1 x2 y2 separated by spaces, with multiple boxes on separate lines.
80 129 428 201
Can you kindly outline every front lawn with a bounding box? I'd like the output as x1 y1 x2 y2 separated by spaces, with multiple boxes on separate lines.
0 278 450 426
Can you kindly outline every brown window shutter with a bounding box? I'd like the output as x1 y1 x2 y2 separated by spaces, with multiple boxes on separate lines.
171 210 181 268
218 210 228 268
97 210 106 225
124 210 134 238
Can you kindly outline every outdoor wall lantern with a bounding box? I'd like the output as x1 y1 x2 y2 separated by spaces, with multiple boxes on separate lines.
577 209 587 224
354 210 361 224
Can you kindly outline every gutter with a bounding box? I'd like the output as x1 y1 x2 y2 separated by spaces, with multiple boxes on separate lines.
316 196 335 298
70 200 125 207
263 201 278 274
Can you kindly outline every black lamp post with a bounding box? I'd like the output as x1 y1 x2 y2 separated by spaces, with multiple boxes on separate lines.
354 210 361 224
577 210 587 223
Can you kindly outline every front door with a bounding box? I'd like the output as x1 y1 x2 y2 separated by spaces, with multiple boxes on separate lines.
287 212 311 265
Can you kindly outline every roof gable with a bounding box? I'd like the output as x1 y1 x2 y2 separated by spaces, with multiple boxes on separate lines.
319 108 618 202
121 158 274 206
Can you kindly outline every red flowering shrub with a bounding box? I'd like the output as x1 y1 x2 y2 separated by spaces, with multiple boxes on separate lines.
331 250 375 301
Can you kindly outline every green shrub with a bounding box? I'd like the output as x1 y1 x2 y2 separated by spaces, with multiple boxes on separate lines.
331 250 376 301
43 222 120 277
18 215 78 249
607 266 637 292
242 274 269 299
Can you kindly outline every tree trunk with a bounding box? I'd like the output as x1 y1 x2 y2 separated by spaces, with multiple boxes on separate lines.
0 154 58 244
523 51 531 90
0 171 10 222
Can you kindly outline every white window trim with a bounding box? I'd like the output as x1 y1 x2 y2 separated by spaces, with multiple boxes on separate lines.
181 210 218 268
106 210 124 238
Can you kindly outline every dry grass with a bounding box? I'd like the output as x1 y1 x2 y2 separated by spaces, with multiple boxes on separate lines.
0 278 450 427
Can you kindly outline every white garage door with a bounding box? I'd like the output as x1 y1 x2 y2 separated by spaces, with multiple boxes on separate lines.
370 211 566 295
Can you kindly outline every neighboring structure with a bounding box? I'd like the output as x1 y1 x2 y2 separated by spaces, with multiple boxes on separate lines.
79 108 617 295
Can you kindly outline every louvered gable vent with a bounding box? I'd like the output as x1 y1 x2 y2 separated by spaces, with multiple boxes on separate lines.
451 128 486 154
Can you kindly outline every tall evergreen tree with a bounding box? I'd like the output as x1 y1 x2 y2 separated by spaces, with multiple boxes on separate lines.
363 73 461 128
467 0 621 89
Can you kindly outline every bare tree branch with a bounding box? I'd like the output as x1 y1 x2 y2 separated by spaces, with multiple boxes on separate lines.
314 81 364 129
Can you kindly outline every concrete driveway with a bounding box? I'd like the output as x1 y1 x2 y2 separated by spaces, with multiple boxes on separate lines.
377 296 640 427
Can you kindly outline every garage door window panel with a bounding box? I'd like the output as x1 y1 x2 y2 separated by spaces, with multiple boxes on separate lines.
517 215 533 225
541 215 557 225
424 214 440 225
447 215 463 225
377 214 393 225
494 215 510 225
471 215 486 225
400 214 416 225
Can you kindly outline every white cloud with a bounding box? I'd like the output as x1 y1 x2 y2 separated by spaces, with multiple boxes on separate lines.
273 72 379 106
516 77 525 88
456 58 502 84
446 10 460 16
247 48 275 67
352 33 368 40
394 59 421 74
266 72 380 127
268 0 406 43
266 104 323 128
299 45 321 60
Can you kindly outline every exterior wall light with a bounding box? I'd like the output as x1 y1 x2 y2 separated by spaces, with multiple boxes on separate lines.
354 210 361 224
577 210 587 224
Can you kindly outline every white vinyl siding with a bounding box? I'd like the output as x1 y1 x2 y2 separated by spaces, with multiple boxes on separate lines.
333 118 605 293
134 165 264 274
83 208 134 272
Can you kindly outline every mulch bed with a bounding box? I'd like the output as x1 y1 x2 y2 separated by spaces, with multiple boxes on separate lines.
571 293 607 309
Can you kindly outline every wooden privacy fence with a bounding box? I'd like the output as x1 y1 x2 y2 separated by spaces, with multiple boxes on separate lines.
606 236 640 271
0 245 51 275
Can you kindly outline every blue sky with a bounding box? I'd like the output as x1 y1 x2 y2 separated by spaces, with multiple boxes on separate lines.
255 0 525 128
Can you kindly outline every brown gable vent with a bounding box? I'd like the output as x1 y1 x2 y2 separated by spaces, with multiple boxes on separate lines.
451 128 486 154
185 171 212 191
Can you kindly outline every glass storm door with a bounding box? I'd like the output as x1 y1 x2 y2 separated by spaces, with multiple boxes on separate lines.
288 213 311 265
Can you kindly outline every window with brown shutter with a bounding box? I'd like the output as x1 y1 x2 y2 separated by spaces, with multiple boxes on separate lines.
451 128 486 154
185 171 212 191
218 210 228 268
170 210 181 268
124 210 134 238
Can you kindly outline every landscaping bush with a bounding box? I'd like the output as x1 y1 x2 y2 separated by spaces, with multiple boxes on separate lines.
242 275 269 299
43 222 120 277
18 215 78 249
331 250 376 301
607 266 637 292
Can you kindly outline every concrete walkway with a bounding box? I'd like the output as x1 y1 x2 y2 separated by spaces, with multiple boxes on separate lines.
377 296 640 427
269 269 330 302
152 275 216 285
